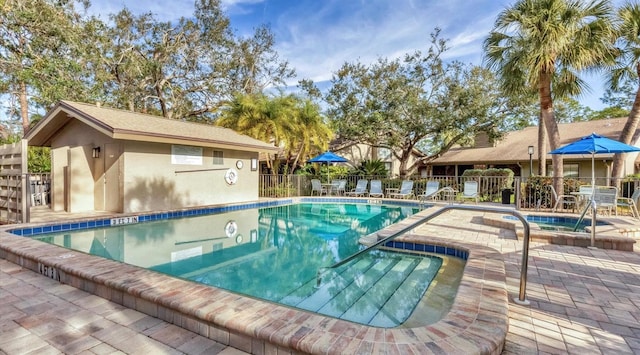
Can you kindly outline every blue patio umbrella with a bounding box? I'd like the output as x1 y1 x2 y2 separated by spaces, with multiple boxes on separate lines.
549 133 640 246
549 133 640 187
308 151 348 182
308 151 348 163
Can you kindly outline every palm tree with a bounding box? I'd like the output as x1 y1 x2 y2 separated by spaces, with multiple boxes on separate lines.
217 93 332 173
484 0 617 194
287 99 332 170
610 2 640 180
217 93 293 173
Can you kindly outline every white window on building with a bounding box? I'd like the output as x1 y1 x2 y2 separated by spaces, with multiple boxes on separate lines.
546 163 580 178
378 147 391 160
213 150 224 165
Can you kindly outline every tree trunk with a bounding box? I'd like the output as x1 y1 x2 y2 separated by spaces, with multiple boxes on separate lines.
20 81 29 135
539 72 564 194
611 62 640 181
398 147 414 178
537 113 548 176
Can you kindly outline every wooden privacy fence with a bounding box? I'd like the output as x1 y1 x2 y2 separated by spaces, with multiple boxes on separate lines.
0 140 27 224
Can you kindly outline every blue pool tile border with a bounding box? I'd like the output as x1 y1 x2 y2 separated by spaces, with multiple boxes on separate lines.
10 199 293 237
385 240 469 260
504 214 610 226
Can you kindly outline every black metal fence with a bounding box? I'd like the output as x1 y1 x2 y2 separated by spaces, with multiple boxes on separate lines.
259 174 640 212
516 176 640 212
259 174 514 202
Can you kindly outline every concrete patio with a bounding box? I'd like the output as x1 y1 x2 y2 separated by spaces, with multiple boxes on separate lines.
1 205 639 354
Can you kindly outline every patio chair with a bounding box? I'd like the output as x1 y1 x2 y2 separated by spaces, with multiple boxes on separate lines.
458 181 479 204
327 179 341 195
310 179 327 196
579 185 594 194
388 180 414 199
334 179 347 195
617 188 640 219
548 185 577 213
594 186 618 216
369 180 384 198
417 181 440 202
345 179 368 197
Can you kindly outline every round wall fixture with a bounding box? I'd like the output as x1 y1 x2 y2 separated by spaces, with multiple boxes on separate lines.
236 160 244 169
225 220 238 238
224 168 238 185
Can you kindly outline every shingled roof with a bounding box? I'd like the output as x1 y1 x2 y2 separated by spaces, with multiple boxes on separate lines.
432 118 637 164
26 101 279 153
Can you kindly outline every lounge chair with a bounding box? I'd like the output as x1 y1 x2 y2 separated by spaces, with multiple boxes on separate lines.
417 181 440 202
458 181 479 204
617 188 640 219
388 180 414 199
369 180 384 198
548 185 577 213
310 179 327 196
345 179 368 197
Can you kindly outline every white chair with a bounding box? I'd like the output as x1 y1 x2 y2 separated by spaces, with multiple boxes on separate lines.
594 186 618 216
458 181 479 204
388 180 414 199
310 179 327 196
369 180 384 198
617 188 640 219
345 179 368 197
548 185 577 213
417 181 440 202
579 185 593 195
334 180 347 195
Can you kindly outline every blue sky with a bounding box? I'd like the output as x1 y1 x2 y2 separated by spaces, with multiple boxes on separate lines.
89 0 626 110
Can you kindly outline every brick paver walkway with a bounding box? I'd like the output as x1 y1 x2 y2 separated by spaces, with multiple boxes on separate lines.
0 259 247 355
415 210 640 354
1 208 639 354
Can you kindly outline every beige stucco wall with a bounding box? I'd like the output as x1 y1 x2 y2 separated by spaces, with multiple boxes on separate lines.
46 118 262 214
122 141 259 213
505 154 637 181
336 143 424 177
49 120 113 213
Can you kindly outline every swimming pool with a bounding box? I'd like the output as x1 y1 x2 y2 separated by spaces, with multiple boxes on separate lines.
22 202 458 327
0 199 508 353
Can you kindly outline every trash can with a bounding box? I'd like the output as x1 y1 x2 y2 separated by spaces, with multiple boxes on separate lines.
501 189 512 204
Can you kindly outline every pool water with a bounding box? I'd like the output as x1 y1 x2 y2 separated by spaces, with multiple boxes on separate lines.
30 202 450 327
507 215 610 232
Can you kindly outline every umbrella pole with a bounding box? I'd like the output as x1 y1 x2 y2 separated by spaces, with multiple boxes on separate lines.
590 205 596 247
590 153 596 248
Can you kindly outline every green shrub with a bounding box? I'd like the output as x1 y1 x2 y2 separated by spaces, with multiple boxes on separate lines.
350 159 389 177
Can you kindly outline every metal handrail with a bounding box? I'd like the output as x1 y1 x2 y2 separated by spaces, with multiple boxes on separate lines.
315 204 532 305
572 199 593 232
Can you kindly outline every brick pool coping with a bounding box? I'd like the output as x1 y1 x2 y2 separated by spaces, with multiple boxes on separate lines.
481 212 638 251
0 202 509 354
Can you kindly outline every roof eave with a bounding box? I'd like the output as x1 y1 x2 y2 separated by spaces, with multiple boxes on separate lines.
113 131 280 152
26 102 115 147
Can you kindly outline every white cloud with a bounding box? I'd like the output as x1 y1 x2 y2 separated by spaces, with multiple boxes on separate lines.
87 0 617 109
269 1 500 85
